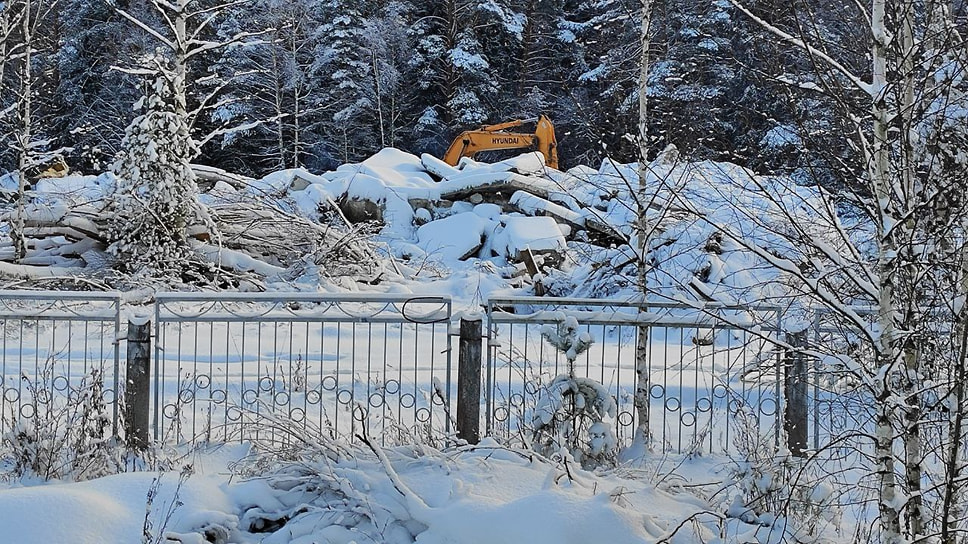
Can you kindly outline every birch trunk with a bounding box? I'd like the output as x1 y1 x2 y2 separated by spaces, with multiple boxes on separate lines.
11 0 32 262
633 0 654 447
897 2 924 538
871 0 902 539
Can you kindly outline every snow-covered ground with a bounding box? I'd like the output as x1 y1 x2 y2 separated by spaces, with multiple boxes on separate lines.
0 438 824 544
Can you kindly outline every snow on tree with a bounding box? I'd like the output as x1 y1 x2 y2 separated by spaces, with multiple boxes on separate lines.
107 72 213 281
532 313 618 468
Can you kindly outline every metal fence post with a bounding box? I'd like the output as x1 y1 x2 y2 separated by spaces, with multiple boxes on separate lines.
457 317 483 444
125 317 151 450
784 330 809 457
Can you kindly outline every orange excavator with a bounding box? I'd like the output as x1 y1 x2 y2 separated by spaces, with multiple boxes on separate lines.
442 115 559 170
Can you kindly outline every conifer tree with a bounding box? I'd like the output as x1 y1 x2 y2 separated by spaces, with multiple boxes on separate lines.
108 72 211 280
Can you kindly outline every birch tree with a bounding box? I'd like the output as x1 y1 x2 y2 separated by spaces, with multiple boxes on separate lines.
109 0 266 155
632 0 654 450
0 0 58 261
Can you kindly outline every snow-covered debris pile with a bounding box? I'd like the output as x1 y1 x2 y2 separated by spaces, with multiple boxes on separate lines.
0 145 829 305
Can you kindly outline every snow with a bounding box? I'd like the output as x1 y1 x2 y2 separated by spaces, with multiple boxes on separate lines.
0 471 235 544
416 212 492 261
490 216 567 259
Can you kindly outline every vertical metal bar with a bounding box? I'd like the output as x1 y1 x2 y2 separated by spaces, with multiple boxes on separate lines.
397 322 404 441
445 300 453 437
113 296 122 436
678 327 684 453
351 321 358 438
775 309 783 448
813 310 821 451
694 325 701 448
709 329 716 454
222 320 229 443
152 300 162 441
484 301 494 437
382 322 389 444
240 320 247 442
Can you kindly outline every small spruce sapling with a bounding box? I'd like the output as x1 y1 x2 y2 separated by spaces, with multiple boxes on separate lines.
107 69 214 282
532 313 618 468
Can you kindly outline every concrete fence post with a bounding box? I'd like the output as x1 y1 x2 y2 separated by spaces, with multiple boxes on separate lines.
784 330 809 457
457 317 483 444
125 317 151 451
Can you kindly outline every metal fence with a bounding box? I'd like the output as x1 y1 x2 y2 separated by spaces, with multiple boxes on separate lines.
152 293 453 445
0 291 122 436
484 297 785 454
0 290 804 455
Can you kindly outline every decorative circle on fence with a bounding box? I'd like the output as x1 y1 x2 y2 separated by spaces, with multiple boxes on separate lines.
179 389 195 404
289 408 306 422
52 376 69 391
274 392 290 406
353 405 368 421
525 381 539 395
306 390 321 404
211 389 227 404
650 384 665 399
321 376 338 391
226 406 242 421
400 393 416 408
665 397 681 412
712 384 729 399
617 411 634 426
728 399 744 415
415 407 431 422
242 389 258 405
509 393 525 408
259 377 274 392
494 406 509 422
759 398 778 416
432 392 446 406
696 397 712 413
101 389 115 404
336 389 353 405
681 411 696 427
384 379 400 395
3 388 18 403
195 375 211 389
162 403 178 419
369 393 384 408
34 389 51 405
20 404 34 418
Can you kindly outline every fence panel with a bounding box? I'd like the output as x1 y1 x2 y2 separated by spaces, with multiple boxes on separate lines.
0 291 123 435
485 297 784 454
153 293 453 445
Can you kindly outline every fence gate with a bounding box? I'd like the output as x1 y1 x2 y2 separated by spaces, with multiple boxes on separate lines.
484 297 784 454
152 293 453 445
0 291 123 435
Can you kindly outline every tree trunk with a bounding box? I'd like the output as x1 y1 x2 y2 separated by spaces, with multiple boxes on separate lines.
871 0 902 539
12 0 32 262
633 0 654 448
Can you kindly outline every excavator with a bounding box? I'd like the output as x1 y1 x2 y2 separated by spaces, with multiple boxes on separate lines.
442 115 559 170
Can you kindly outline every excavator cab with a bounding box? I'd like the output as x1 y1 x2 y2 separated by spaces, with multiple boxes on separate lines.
442 115 559 170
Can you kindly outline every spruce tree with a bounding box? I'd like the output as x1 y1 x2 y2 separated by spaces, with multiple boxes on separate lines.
108 72 210 281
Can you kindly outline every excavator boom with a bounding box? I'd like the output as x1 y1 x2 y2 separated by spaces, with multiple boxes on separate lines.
442 115 558 170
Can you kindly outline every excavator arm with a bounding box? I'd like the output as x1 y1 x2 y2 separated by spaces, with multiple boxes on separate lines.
442 115 559 170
